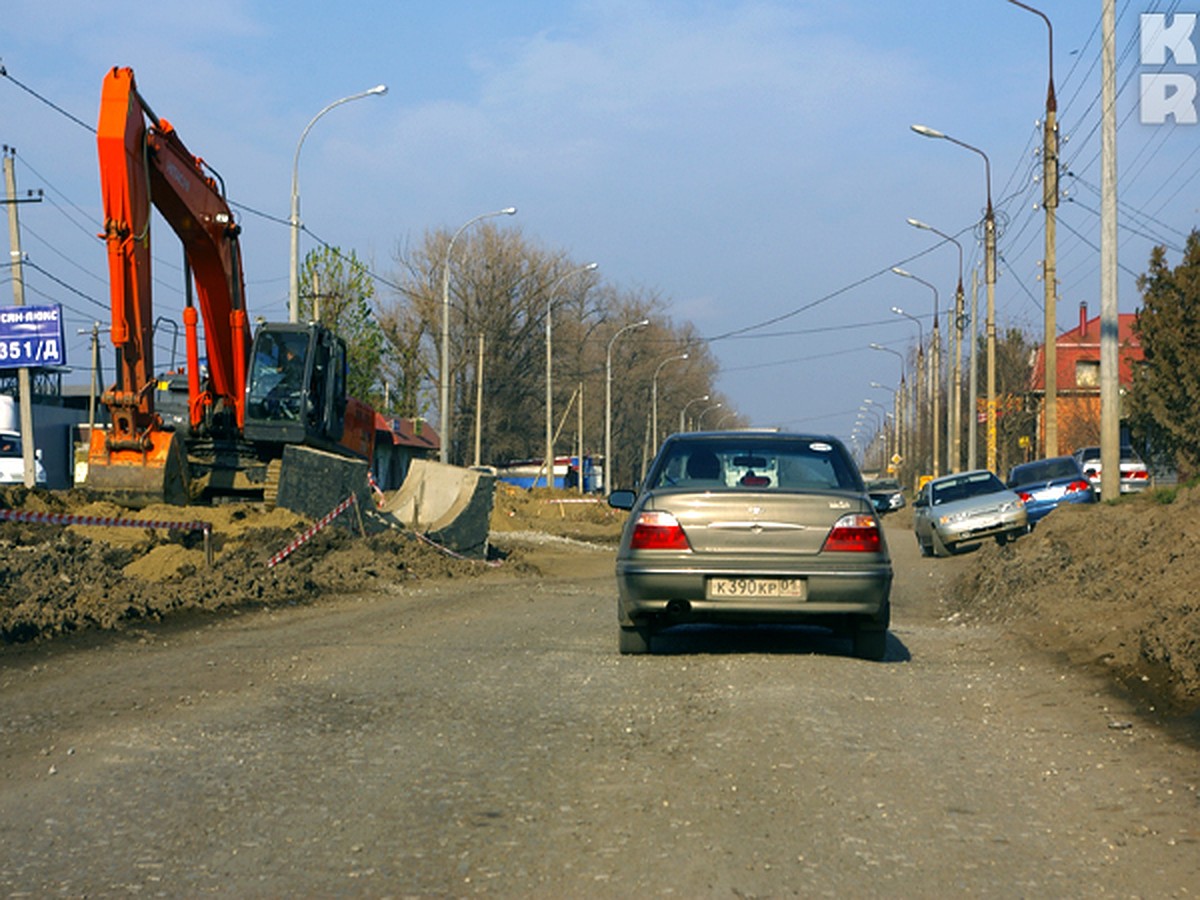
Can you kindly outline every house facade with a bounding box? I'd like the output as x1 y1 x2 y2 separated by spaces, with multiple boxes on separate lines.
1028 302 1143 455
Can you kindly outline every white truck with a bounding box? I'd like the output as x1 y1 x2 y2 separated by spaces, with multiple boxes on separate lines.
0 394 47 486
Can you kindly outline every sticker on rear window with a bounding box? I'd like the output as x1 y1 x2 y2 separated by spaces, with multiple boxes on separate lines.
810 442 833 452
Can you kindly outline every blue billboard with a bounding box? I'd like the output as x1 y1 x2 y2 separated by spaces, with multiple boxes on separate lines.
0 305 65 368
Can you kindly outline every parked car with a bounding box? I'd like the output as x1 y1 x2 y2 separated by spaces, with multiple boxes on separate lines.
0 432 47 486
912 469 1027 557
1005 456 1096 526
607 431 893 659
866 477 906 515
1071 445 1150 495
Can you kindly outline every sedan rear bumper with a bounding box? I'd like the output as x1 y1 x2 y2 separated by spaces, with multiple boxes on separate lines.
616 560 892 625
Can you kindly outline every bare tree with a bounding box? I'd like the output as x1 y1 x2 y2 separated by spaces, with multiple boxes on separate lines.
381 226 725 474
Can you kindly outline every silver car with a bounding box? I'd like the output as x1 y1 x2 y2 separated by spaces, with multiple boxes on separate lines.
912 469 1027 557
607 432 893 659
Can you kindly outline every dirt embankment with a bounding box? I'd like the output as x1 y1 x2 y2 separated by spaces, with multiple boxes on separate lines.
943 486 1200 715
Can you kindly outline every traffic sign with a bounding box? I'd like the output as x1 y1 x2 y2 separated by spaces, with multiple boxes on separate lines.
0 305 64 368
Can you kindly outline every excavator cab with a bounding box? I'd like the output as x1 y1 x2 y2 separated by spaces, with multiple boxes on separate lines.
243 323 348 451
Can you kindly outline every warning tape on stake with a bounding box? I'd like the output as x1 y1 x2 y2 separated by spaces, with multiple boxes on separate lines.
411 529 503 567
0 508 211 534
367 471 386 506
266 494 358 569
0 507 216 566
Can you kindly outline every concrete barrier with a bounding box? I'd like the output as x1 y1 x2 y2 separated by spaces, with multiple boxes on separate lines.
380 459 496 558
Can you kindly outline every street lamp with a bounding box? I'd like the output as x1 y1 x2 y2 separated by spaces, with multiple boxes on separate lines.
605 318 650 490
652 352 689 450
680 394 710 432
544 263 599 488
870 381 902 473
860 401 886 469
439 207 518 464
870 343 907 464
912 123 997 472
1008 0 1059 458
289 84 388 324
697 402 723 429
907 218 966 474
891 307 926 477
893 267 941 478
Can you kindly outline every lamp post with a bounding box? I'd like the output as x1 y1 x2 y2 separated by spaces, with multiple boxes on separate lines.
697 402 723 429
544 263 599 488
652 352 689 449
912 124 997 472
605 318 650 490
1008 0 1059 459
907 218 965 473
860 401 886 470
870 343 907 468
891 307 926 476
893 267 941 478
289 84 388 324
870 381 902 474
680 394 710 432
439 207 517 464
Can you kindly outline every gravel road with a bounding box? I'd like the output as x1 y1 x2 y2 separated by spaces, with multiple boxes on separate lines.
1 524 1197 897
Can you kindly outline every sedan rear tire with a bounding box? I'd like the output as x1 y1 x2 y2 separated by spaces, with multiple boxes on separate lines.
619 623 653 654
852 627 888 661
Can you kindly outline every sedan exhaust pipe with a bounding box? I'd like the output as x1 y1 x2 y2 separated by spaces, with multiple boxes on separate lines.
666 599 691 617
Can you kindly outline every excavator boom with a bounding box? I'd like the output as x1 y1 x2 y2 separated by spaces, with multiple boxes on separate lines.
89 66 251 504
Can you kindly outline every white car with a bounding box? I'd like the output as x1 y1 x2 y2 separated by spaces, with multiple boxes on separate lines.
0 432 48 486
913 469 1027 557
1071 446 1150 495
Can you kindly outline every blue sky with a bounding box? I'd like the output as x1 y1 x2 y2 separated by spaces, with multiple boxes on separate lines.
3 1 1197 449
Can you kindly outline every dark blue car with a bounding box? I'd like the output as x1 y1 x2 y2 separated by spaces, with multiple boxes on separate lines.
1005 456 1096 526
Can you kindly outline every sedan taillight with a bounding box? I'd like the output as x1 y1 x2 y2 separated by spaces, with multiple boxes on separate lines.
822 514 882 553
1017 490 1034 503
629 511 691 551
1128 469 1149 480
1064 479 1091 494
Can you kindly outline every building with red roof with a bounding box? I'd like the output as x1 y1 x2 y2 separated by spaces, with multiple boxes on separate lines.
1028 302 1143 455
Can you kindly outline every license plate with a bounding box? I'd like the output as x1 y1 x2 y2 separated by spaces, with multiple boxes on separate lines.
706 577 806 600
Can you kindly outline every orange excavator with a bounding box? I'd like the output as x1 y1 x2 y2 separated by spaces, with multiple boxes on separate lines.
88 66 375 506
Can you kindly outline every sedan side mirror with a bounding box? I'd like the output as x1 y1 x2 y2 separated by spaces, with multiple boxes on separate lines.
608 490 636 511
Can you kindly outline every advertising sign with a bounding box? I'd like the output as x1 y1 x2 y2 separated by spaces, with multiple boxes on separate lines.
0 305 65 368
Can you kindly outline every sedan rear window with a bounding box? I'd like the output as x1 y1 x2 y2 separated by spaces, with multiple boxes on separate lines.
649 439 860 492
1010 459 1080 483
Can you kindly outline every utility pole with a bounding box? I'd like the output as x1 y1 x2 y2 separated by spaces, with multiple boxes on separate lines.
968 268 980 470
1100 0 1120 497
473 333 484 468
4 149 38 488
1008 0 1059 458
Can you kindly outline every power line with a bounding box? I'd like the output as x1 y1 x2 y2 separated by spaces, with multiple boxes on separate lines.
0 61 95 134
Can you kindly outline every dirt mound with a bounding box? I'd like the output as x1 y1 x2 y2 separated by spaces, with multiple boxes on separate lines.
950 486 1200 714
0 486 494 644
489 482 625 544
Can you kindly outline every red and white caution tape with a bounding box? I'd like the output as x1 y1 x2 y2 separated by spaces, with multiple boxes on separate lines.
411 529 503 567
0 508 210 535
367 471 386 506
266 494 358 569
